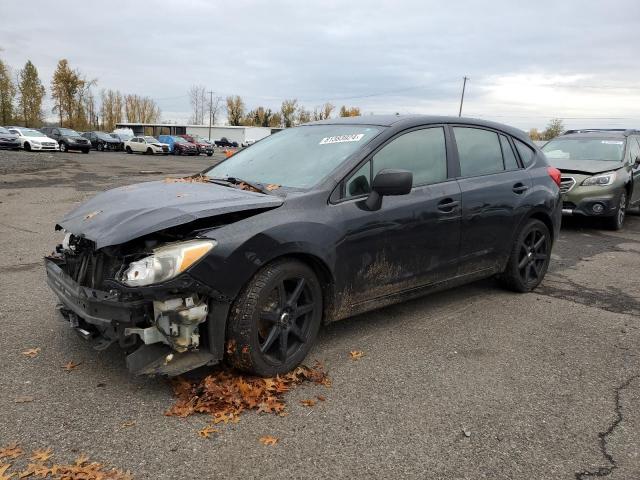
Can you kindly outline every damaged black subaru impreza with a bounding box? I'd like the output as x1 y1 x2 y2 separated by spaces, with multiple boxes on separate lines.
46 115 562 377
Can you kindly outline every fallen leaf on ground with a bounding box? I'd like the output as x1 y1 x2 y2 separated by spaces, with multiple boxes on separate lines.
121 421 136 428
21 348 40 358
198 425 218 439
62 361 81 372
0 444 23 460
30 448 53 462
300 399 316 407
165 362 329 422
316 395 326 402
349 350 364 360
14 396 34 404
259 436 279 446
0 464 13 480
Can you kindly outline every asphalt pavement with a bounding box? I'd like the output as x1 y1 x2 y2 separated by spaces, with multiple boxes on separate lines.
0 149 638 479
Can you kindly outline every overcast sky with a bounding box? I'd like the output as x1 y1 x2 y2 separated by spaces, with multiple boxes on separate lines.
2 0 640 130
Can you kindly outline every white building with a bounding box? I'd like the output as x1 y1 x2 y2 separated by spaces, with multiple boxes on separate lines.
114 123 274 144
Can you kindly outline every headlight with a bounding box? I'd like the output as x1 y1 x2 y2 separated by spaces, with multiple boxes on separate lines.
582 171 616 186
31 140 41 145
121 239 216 287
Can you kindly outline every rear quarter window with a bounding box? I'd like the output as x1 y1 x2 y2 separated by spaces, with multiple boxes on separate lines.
514 139 535 167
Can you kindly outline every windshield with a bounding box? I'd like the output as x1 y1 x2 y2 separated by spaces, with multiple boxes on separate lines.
111 133 132 141
145 136 159 143
173 137 187 143
205 125 382 188
59 128 81 137
542 138 625 162
22 129 45 137
0 127 9 134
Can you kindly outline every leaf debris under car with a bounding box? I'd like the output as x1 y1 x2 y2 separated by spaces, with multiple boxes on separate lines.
165 363 330 421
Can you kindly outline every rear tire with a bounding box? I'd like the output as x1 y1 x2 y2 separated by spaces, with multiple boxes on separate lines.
499 219 551 293
226 259 323 376
604 190 627 230
82 149 90 154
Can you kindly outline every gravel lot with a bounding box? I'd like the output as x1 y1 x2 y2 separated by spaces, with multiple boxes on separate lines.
0 149 638 479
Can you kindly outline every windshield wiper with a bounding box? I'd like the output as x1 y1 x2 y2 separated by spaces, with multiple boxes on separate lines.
207 176 267 194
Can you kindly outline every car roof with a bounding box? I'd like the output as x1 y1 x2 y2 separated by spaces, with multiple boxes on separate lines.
307 114 530 142
558 129 639 139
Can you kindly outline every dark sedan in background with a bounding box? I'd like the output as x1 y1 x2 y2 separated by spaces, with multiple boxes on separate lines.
45 115 562 378
0 126 21 150
40 126 91 153
82 131 124 151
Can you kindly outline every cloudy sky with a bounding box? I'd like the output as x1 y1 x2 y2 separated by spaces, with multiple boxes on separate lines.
2 0 640 130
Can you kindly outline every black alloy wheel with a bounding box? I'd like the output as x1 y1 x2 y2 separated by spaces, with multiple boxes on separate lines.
59 142 67 152
226 259 323 376
97 143 104 151
499 219 551 292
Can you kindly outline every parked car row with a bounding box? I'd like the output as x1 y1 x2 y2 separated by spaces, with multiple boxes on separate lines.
0 126 219 157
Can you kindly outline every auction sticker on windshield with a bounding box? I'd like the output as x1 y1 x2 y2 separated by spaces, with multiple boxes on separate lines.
319 134 365 145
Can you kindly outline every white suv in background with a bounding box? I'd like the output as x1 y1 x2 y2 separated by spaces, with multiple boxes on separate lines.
7 127 59 151
124 136 169 155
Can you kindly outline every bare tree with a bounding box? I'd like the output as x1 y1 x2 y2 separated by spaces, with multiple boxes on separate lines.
281 99 298 128
542 119 564 140
188 84 207 124
312 102 334 121
207 94 223 125
297 106 311 125
124 94 161 123
226 95 245 126
100 89 124 132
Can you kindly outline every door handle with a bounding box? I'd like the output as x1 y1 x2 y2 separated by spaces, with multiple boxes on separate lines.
512 183 529 194
437 198 460 212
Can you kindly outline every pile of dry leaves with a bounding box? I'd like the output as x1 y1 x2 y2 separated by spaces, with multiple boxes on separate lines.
0 444 132 479
165 362 330 421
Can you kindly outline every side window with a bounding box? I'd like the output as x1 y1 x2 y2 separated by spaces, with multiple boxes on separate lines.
345 161 371 198
500 135 520 170
372 127 447 186
53 129 60 135
453 127 504 177
514 139 535 167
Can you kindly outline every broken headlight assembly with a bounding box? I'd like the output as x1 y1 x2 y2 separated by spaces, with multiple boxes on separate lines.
121 239 216 287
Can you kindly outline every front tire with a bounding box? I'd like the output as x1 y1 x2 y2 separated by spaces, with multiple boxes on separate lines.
97 143 103 151
59 142 67 152
604 190 627 230
499 219 551 292
146 147 153 155
125 146 132 154
24 142 31 151
226 259 323 376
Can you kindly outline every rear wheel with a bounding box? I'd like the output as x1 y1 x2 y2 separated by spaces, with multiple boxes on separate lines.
226 259 323 376
82 149 90 154
499 219 551 292
604 190 627 230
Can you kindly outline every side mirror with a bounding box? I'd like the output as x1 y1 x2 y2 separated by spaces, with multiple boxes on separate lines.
365 169 413 210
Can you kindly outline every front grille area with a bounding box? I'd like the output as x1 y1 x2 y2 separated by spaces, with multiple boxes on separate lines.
560 176 576 194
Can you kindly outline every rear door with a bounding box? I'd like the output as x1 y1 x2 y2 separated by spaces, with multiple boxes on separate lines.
452 126 532 273
332 125 461 304
628 136 640 205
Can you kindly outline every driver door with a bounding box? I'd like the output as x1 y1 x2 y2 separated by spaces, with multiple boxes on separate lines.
332 126 461 308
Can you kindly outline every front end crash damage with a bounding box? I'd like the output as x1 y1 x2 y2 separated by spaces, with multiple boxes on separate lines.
45 232 231 376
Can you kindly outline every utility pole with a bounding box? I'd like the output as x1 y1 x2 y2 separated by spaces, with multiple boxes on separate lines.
458 76 469 117
208 90 214 141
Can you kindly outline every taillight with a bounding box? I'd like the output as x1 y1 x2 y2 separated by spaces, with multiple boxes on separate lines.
547 167 562 187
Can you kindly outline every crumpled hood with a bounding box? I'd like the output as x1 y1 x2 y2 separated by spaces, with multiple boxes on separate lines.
550 158 624 174
58 180 283 248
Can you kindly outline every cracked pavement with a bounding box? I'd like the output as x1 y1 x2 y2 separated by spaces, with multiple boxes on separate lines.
0 150 638 479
